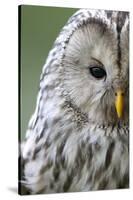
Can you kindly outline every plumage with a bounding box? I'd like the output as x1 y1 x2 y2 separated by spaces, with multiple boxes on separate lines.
20 9 129 194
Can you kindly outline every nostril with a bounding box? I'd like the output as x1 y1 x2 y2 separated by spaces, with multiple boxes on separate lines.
115 91 124 96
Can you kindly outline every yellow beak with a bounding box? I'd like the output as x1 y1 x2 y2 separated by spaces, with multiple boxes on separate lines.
115 90 124 118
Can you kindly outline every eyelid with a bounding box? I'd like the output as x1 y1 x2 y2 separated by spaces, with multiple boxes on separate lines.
91 57 104 68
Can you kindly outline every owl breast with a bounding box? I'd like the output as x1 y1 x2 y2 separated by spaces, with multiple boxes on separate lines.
62 124 129 191
22 108 129 193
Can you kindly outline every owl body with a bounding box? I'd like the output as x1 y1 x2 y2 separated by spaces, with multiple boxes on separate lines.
20 9 129 194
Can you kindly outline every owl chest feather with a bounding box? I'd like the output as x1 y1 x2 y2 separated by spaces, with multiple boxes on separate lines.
23 115 129 193
53 123 129 191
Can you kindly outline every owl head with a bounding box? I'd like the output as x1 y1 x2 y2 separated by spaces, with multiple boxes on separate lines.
38 9 129 128
59 10 129 125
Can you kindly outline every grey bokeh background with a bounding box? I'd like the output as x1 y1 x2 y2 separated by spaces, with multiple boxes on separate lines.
20 5 78 140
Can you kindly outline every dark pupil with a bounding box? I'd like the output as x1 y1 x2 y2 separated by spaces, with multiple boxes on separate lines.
90 67 106 79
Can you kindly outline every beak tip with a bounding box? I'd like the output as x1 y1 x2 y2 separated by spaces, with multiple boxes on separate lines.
117 113 122 119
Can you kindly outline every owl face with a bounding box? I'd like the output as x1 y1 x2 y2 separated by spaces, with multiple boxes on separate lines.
62 17 129 124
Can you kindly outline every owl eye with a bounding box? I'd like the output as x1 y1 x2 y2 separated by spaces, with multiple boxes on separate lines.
89 66 106 79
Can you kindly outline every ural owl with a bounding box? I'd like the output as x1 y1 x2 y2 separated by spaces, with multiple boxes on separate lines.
19 9 129 195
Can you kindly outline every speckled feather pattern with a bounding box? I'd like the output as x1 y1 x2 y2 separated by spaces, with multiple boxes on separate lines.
20 9 129 194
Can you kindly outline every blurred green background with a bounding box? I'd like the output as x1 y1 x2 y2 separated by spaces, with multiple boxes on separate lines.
20 5 78 140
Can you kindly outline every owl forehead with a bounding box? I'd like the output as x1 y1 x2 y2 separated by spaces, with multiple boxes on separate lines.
64 9 129 39
60 9 129 64
66 24 126 62
63 10 129 74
